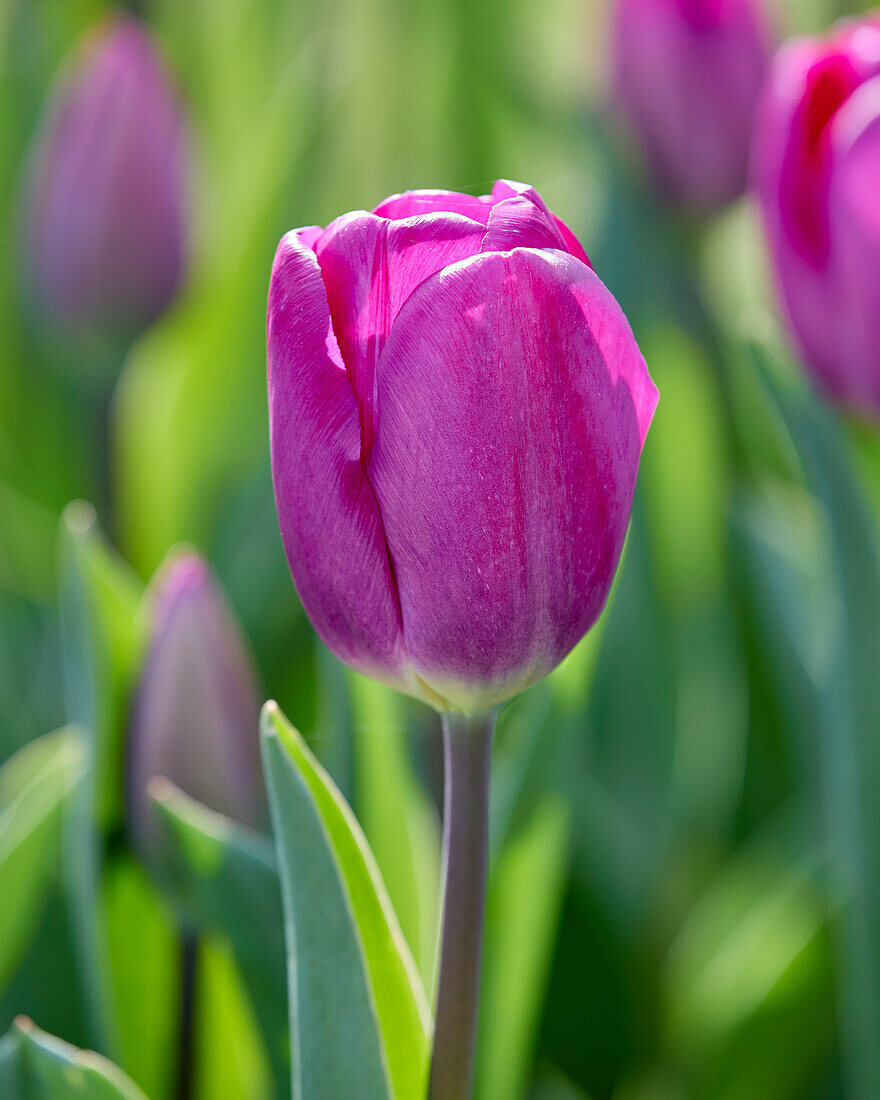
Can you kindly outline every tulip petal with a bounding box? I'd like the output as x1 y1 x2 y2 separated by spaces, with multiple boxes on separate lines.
480 196 572 255
366 248 657 711
489 180 592 266
268 232 406 684
314 211 486 450
373 189 494 223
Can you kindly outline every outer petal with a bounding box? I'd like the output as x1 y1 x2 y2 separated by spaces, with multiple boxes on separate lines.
366 248 657 713
314 211 485 449
267 232 406 683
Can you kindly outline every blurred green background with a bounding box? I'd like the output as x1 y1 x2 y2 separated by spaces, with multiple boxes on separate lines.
3 0 880 1098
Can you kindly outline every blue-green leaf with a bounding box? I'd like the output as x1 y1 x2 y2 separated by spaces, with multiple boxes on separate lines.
148 780 287 1094
0 729 88 993
261 702 431 1100
347 672 441 992
0 1017 148 1099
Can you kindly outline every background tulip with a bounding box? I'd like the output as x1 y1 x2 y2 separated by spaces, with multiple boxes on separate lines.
21 15 188 343
612 0 772 209
268 180 657 716
128 552 263 852
753 17 880 416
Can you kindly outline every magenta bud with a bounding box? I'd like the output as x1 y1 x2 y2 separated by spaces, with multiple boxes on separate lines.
753 17 880 416
612 0 772 209
128 552 264 852
21 16 188 342
267 180 657 715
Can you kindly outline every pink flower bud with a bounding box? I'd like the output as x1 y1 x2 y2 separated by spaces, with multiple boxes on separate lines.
128 553 263 852
753 17 880 416
21 16 188 342
613 0 772 209
267 181 657 715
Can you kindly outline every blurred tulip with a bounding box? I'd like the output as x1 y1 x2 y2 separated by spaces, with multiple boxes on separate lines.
613 0 772 209
128 552 263 852
267 180 657 716
21 15 188 343
753 17 880 416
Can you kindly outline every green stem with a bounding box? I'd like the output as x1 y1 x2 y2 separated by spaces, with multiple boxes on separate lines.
428 711 495 1100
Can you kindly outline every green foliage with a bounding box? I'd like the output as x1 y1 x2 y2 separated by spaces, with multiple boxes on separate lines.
0 730 88 994
261 702 431 1100
0 1016 147 1099
149 781 287 1093
4 1 880 1097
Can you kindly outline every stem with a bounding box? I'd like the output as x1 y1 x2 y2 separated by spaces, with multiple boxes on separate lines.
428 711 495 1100
175 932 198 1100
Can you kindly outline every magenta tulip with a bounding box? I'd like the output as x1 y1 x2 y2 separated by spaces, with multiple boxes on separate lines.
22 15 188 341
753 17 880 416
128 553 263 851
267 180 657 716
613 0 772 209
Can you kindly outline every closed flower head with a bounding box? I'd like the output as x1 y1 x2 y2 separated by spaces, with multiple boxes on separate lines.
753 17 880 416
128 552 263 852
21 15 188 343
267 181 657 715
613 0 772 208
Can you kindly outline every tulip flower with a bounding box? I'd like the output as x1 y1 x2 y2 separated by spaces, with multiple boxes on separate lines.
753 17 880 416
612 0 772 209
267 179 657 718
21 15 188 342
128 552 263 853
267 179 656 1098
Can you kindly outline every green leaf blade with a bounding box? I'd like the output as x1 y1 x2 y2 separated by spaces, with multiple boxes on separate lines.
0 728 88 993
261 702 431 1100
6 1017 149 1099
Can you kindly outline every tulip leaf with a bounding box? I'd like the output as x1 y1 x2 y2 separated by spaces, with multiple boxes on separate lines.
0 728 88 993
148 780 288 1095
100 858 178 1100
0 1016 148 1099
347 671 441 992
58 501 145 831
194 934 273 1100
746 341 880 1097
664 819 833 1100
477 798 569 1100
261 702 431 1100
57 502 145 1058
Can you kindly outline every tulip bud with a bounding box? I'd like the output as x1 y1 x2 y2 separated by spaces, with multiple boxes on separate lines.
128 553 263 852
612 0 772 209
21 15 188 343
267 180 657 715
753 17 880 416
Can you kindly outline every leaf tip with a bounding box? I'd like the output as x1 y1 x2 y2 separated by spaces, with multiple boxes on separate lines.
61 499 97 537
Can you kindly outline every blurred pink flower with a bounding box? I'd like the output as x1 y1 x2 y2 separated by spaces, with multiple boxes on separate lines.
22 16 189 342
613 0 772 209
128 552 263 851
753 17 880 415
